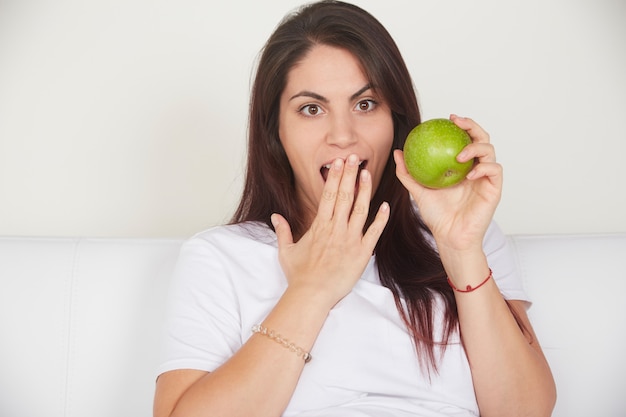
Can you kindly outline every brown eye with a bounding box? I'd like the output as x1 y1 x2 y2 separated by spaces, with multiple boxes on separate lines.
356 100 377 112
301 104 321 116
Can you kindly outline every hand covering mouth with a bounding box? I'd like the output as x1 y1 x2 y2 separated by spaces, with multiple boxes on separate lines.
320 160 367 182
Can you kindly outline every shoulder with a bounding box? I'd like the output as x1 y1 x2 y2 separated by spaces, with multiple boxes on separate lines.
158 223 278 377
192 221 276 245
170 221 279 288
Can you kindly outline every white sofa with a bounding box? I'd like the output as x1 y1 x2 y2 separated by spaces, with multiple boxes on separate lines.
1 233 625 417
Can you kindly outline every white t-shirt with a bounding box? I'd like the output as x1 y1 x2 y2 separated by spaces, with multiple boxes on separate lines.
157 220 528 416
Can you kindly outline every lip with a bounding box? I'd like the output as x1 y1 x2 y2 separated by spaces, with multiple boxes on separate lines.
320 158 368 182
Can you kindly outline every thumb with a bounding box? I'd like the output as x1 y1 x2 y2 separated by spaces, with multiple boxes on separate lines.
393 149 426 200
271 213 294 249
393 149 410 180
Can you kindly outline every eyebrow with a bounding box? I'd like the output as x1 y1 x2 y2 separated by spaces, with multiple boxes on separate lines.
289 84 373 102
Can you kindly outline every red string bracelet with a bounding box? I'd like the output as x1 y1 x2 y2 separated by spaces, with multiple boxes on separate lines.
448 268 493 293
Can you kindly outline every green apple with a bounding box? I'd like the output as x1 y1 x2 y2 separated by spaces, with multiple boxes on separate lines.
403 118 474 189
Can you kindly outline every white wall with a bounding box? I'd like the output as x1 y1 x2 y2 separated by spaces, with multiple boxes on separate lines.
1 0 624 238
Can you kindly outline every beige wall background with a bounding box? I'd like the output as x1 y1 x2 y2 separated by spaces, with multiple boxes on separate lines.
1 0 625 238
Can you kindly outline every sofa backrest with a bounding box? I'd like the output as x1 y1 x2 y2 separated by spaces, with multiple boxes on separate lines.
1 234 625 416
0 238 182 417
508 234 626 417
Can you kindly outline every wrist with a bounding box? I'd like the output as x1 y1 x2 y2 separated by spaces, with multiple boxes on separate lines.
260 286 332 355
448 268 493 293
285 279 350 311
280 284 337 318
437 247 490 291
437 243 485 268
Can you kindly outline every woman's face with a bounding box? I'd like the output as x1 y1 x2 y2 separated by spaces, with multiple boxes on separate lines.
278 44 394 223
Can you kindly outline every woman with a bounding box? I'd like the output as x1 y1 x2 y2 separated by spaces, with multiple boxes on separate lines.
154 1 556 416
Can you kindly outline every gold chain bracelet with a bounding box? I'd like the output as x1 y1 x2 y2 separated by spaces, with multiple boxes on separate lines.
251 324 312 363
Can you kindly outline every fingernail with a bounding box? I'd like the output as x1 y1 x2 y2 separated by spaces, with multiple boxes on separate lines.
271 213 279 227
381 202 389 212
347 154 358 165
334 158 343 170
360 169 370 182
457 150 468 161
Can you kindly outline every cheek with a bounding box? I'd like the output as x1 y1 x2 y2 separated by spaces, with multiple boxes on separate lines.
279 120 319 168
371 117 394 154
277 133 311 187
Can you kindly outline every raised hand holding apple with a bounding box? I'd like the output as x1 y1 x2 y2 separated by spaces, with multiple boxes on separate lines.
394 115 502 253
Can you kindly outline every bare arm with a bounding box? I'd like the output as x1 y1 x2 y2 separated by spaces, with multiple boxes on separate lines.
153 156 390 417
394 115 556 416
154 286 330 417
440 251 556 417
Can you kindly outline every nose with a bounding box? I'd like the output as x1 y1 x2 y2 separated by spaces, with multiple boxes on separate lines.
326 111 357 148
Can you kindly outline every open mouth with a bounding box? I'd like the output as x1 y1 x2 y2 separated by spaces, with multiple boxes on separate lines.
320 159 368 182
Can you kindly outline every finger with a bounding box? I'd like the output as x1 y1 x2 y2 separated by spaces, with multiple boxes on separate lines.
466 161 503 188
450 114 490 144
362 201 390 251
457 142 496 164
317 158 344 221
333 154 360 221
393 149 412 183
271 213 294 249
393 149 426 201
348 168 372 231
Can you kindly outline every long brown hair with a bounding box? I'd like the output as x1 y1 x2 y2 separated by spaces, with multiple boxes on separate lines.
231 0 457 371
